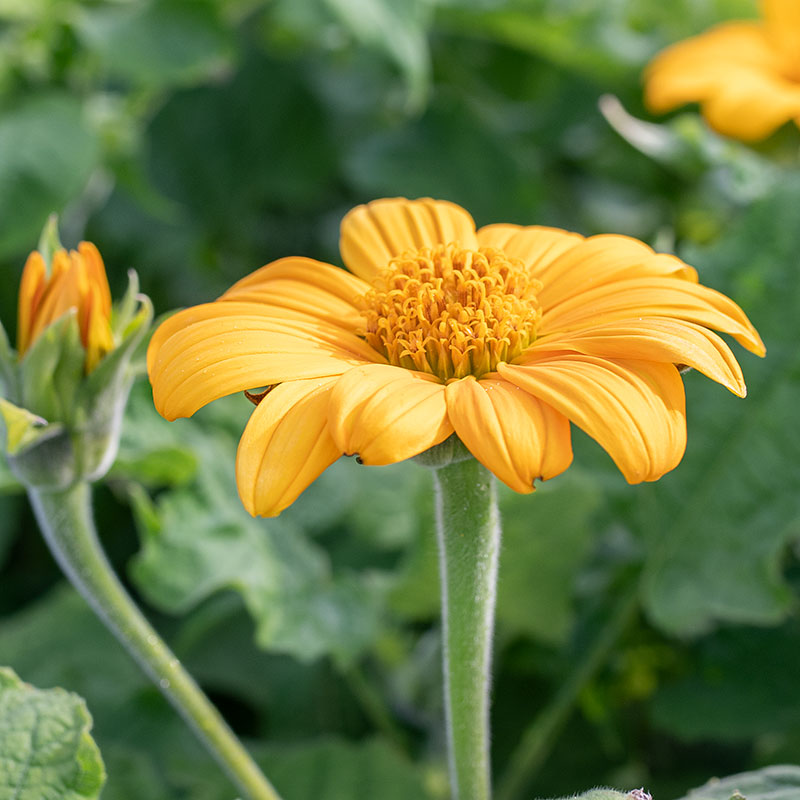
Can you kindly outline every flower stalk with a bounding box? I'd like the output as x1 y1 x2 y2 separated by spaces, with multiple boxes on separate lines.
431 454 501 800
28 480 283 800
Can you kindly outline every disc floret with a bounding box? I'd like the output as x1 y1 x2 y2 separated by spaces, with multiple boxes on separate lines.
358 244 541 381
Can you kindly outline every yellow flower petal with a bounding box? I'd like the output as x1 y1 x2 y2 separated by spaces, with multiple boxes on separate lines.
645 22 778 110
701 69 800 140
445 376 572 492
498 356 687 483
17 251 47 354
541 277 765 356
644 21 800 140
236 378 341 517
762 0 800 75
78 242 112 319
149 303 377 420
221 257 369 332
476 224 584 274
328 363 453 464
535 235 698 311
526 317 747 396
339 197 478 282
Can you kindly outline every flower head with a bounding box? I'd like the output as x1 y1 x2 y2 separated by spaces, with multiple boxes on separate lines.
147 198 764 517
644 0 800 141
17 242 114 373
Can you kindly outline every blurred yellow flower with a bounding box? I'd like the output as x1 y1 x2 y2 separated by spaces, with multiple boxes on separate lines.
148 198 764 517
644 0 800 141
18 242 114 373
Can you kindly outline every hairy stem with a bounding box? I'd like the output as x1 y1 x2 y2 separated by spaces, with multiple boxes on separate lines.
432 457 501 800
28 481 282 800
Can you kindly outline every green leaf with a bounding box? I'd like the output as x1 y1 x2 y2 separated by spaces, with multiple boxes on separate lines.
641 174 800 635
650 622 800 742
323 0 432 111
0 666 106 800
496 473 601 645
74 0 233 89
676 765 800 800
124 393 382 665
260 738 436 800
0 93 100 258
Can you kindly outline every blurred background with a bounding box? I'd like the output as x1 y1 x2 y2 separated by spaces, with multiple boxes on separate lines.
1 1 799 798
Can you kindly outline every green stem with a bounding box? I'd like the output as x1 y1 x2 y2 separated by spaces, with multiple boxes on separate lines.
495 584 640 800
28 481 283 800
432 456 500 800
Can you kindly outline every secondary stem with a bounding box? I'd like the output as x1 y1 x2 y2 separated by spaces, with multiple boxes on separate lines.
432 456 501 800
28 481 282 800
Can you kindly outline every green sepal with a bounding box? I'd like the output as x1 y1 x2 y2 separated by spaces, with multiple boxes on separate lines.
0 397 60 456
111 269 142 341
37 212 63 267
0 317 17 400
76 290 153 481
18 311 83 423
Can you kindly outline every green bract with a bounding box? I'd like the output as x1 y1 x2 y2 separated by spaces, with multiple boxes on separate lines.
0 271 152 490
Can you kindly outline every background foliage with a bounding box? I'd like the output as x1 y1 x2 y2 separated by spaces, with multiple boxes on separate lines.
2 0 799 798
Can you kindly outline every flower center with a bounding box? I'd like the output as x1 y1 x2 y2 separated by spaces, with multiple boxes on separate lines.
358 244 541 381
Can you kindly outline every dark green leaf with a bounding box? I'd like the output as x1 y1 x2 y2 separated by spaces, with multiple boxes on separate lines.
74 0 233 88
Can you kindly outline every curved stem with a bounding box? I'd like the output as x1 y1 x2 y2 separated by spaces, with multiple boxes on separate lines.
28 481 282 800
432 457 501 800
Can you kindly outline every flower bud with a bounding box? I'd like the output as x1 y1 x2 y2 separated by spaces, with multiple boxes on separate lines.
0 222 152 489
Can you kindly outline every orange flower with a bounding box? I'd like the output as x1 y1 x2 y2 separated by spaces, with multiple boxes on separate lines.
148 198 764 517
17 242 114 373
644 0 800 141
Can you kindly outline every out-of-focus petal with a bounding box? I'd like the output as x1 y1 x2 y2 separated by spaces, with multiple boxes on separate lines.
236 377 340 517
445 376 572 492
328 363 452 464
525 317 748 396
762 0 800 75
499 356 686 483
644 21 800 140
340 198 478 282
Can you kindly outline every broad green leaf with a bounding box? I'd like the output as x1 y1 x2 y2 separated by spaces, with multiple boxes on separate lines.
676 765 800 800
123 391 382 664
74 0 233 89
496 473 601 645
0 587 147 719
0 93 100 258
641 174 800 635
0 666 106 800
